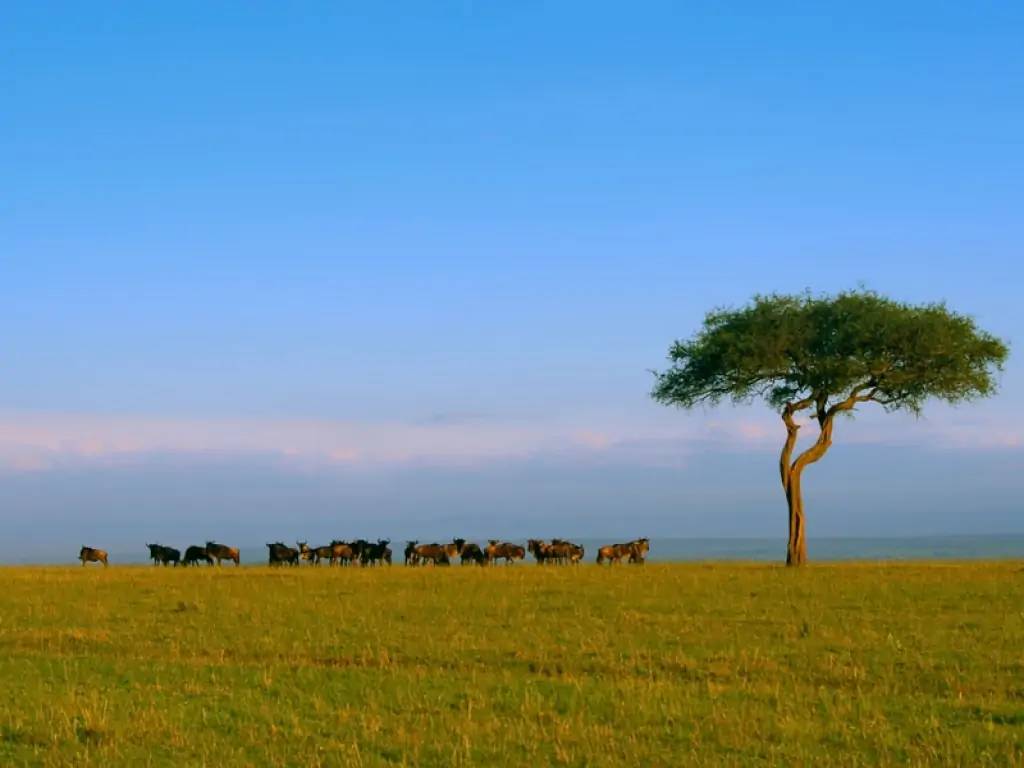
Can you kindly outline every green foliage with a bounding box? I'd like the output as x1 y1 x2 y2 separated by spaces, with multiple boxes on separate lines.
1 565 1022 766
652 290 1008 416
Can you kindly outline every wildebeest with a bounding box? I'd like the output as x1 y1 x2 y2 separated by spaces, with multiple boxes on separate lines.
266 542 299 566
182 545 213 566
79 546 108 567
627 537 650 563
484 540 525 565
411 541 459 565
304 541 357 566
205 541 240 566
349 540 368 564
306 543 336 565
459 541 486 565
146 543 180 567
330 540 359 566
552 538 584 565
404 541 419 566
529 539 583 565
297 541 314 564
596 538 649 564
360 539 392 566
596 542 631 565
527 539 546 563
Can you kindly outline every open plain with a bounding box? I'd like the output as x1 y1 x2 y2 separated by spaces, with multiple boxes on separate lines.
0 562 1022 766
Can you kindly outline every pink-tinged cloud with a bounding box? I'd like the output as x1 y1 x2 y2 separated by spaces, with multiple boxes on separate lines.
0 407 1019 473
0 414 550 471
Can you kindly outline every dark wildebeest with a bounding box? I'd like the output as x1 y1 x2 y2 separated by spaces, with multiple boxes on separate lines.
361 539 391 566
205 541 240 566
146 543 180 567
485 540 525 565
349 540 371 564
182 545 214 566
459 541 486 565
79 546 108 567
404 541 419 566
412 541 459 565
267 542 299 566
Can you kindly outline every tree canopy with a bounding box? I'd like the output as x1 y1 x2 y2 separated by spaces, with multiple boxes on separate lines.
651 290 1008 418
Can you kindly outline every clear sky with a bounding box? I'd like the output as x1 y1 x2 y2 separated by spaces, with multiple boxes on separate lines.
2 2 1021 556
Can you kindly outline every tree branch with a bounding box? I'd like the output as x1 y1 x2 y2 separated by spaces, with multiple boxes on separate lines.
779 397 815 492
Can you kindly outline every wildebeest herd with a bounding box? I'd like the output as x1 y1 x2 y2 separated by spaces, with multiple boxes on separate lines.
78 538 650 567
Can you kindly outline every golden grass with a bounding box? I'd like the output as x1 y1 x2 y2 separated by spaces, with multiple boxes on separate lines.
0 562 1022 766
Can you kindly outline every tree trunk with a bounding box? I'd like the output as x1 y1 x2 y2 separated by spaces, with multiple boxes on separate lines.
779 404 808 567
785 470 807 566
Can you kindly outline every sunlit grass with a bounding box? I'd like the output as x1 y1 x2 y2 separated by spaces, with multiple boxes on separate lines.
1 562 1022 766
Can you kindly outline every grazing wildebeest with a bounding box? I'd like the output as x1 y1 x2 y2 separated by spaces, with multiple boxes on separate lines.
459 541 485 565
79 546 108 567
360 539 391 566
404 541 419 566
205 541 240 566
412 541 459 565
182 545 214 566
485 540 525 565
266 542 299 566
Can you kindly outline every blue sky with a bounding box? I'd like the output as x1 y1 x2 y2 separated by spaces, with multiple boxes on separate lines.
2 2 1021 554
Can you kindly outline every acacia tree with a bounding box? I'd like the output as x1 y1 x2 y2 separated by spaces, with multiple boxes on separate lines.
651 290 1008 566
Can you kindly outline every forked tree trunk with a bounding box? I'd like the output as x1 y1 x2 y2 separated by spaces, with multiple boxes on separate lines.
780 399 838 567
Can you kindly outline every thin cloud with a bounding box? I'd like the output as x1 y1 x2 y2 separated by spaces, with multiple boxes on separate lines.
0 408 1018 474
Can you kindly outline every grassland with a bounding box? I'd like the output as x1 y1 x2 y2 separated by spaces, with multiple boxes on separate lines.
0 562 1022 766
